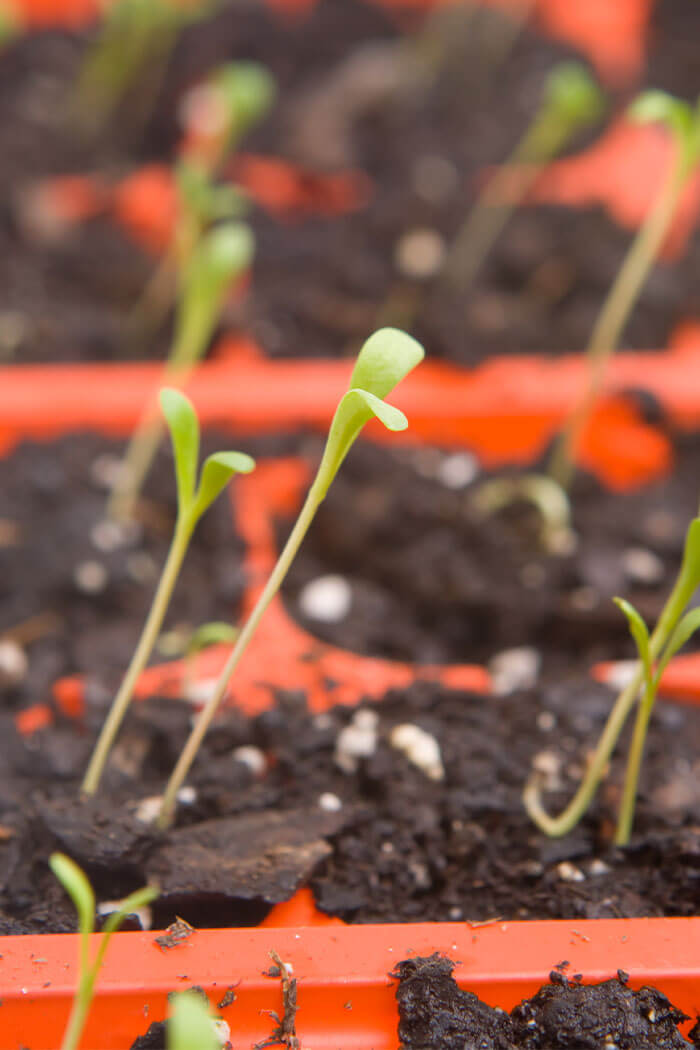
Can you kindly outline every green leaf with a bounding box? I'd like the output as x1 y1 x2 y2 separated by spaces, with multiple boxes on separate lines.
160 389 200 514
315 389 408 499
680 517 700 592
349 328 425 402
613 597 652 683
628 90 693 141
215 61 276 139
193 450 255 518
656 606 700 682
168 991 218 1050
186 621 239 658
544 61 606 129
49 853 95 939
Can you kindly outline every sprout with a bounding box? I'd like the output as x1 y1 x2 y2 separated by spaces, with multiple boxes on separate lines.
183 620 239 698
108 221 254 522
548 90 700 488
524 516 700 845
168 990 220 1050
157 327 424 827
83 390 254 796
186 60 276 162
444 61 605 292
50 853 157 1050
472 474 575 555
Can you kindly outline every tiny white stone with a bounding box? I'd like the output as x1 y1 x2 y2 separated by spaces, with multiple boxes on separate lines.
298 574 352 623
184 677 219 705
319 792 343 812
536 711 556 732
603 660 639 691
354 708 379 732
381 841 394 854
134 796 163 825
489 647 540 696
335 723 378 773
622 546 664 585
436 452 479 490
90 519 130 553
588 858 610 876
556 861 585 883
212 1018 231 1046
390 723 444 781
74 560 108 595
409 861 431 889
0 640 28 687
177 786 197 805
532 750 561 778
313 712 334 731
233 746 267 776
97 898 152 931
448 906 463 920
90 454 126 490
394 228 446 279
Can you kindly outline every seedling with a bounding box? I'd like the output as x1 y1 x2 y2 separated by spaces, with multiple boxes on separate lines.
50 852 157 1050
443 61 605 292
83 389 255 796
182 620 239 699
157 326 425 827
472 473 575 555
168 990 220 1050
548 90 700 489
524 515 700 845
108 220 254 522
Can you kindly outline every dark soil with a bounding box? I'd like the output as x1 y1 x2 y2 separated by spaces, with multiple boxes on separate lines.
394 955 697 1049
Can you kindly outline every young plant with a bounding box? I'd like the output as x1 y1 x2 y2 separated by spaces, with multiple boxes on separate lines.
157 326 425 827
443 61 605 293
168 990 220 1050
524 515 700 845
83 389 255 796
548 90 700 489
108 220 254 522
50 853 158 1050
471 473 575 555
182 620 239 699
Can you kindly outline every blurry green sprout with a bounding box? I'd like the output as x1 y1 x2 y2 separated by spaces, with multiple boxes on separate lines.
109 220 254 521
183 620 239 698
50 853 157 1050
84 390 255 796
168 990 220 1050
186 60 276 161
444 61 605 292
472 474 575 555
549 89 700 489
157 327 425 827
525 516 700 845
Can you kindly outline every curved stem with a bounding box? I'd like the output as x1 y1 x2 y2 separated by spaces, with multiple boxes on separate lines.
158 485 323 827
82 516 193 796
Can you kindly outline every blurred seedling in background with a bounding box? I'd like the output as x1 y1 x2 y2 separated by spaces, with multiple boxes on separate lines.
548 90 700 489
108 220 254 521
182 620 239 700
168 989 223 1050
50 853 157 1050
72 0 219 134
84 389 255 796
157 327 425 827
443 61 606 293
524 515 700 845
132 61 275 337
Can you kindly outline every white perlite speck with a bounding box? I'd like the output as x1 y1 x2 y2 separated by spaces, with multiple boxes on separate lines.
622 546 664 584
556 861 585 883
299 574 352 623
436 453 479 490
233 746 267 776
489 647 540 695
394 228 446 279
0 640 28 688
335 709 378 773
602 660 639 691
319 792 343 812
73 560 108 594
390 723 444 781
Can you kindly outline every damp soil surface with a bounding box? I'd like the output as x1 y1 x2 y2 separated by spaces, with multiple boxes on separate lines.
394 955 699 1049
2 0 700 365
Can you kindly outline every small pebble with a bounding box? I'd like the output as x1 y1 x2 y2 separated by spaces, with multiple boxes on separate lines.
90 453 125 490
536 710 556 732
588 858 611 876
232 745 267 776
409 860 431 889
390 723 444 781
73 560 108 595
177 786 197 805
354 708 378 731
489 646 540 695
212 1019 231 1047
184 677 219 704
394 228 446 280
381 841 395 854
90 519 132 553
97 898 152 931
0 640 28 688
134 796 164 825
319 792 343 812
557 861 585 883
335 709 379 773
299 575 352 623
436 452 478 489
622 546 664 585
448 906 463 920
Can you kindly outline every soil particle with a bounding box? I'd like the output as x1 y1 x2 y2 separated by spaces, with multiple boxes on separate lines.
394 955 694 1049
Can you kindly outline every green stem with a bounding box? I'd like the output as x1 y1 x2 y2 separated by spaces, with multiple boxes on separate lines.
548 145 688 490
59 936 92 1050
614 677 657 846
82 515 194 796
158 484 324 827
523 567 694 837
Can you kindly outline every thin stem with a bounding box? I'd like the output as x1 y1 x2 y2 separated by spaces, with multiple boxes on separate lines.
82 516 193 796
548 145 688 490
614 677 657 846
524 567 694 837
158 485 323 827
59 933 92 1050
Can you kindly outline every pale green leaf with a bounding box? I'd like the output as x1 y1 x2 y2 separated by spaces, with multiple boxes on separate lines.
545 61 606 128
215 61 276 138
160 388 199 513
49 853 95 939
613 597 651 683
349 328 424 401
193 450 255 518
186 621 239 658
168 991 218 1050
656 606 700 682
316 388 407 499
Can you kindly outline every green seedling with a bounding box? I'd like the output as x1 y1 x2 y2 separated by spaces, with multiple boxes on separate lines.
548 89 700 489
109 220 254 522
83 389 255 796
157 326 425 827
444 61 605 293
50 853 158 1050
73 0 217 133
524 515 700 845
182 620 239 698
185 60 277 166
472 473 575 555
168 990 220 1050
